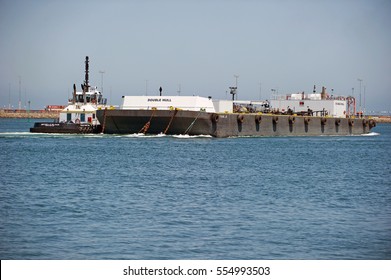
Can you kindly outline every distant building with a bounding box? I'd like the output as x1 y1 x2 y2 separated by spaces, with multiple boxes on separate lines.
46 105 65 111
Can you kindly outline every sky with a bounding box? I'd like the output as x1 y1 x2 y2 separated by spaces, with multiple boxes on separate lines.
0 0 390 112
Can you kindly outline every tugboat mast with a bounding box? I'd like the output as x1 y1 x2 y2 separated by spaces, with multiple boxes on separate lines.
82 56 89 104
72 83 76 104
84 56 90 91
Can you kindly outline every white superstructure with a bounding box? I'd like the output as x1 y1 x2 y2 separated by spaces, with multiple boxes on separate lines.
121 96 216 113
58 56 108 125
59 86 107 125
270 87 348 117
270 99 347 117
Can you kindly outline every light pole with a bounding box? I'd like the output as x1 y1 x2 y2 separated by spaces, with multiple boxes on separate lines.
28 100 31 121
363 85 366 117
357 78 362 117
145 80 148 95
8 83 11 109
351 87 355 115
259 82 262 100
271 88 276 99
234 75 239 99
99 70 105 94
18 76 21 110
110 86 112 106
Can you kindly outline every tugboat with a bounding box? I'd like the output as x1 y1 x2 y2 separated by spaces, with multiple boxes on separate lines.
30 56 107 134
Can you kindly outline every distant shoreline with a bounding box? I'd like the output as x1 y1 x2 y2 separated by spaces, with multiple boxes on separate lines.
373 116 391 123
0 109 59 119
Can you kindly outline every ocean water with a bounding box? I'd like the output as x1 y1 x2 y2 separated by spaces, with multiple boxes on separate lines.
0 118 390 260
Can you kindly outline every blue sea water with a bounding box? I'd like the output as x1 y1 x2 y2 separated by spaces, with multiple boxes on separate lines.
0 118 390 260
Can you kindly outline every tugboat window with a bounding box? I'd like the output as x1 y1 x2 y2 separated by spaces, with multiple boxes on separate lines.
81 114 85 122
67 113 71 121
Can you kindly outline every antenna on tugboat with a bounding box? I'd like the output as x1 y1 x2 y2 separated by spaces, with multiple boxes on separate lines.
99 70 105 94
73 83 76 104
82 56 90 105
84 56 90 91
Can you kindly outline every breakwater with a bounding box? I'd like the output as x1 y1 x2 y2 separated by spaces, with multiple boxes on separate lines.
0 109 59 119
372 116 391 123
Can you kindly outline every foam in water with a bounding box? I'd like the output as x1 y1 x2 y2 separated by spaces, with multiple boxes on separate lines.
123 133 167 138
122 133 211 138
173 134 212 138
1 131 379 139
0 132 32 136
361 132 380 136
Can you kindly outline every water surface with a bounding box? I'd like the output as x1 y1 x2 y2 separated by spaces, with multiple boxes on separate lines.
0 118 390 259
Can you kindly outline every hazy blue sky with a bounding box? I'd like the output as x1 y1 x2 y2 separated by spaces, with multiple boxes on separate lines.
1 0 390 111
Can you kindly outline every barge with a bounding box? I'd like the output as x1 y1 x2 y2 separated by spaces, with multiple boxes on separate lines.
96 88 376 137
